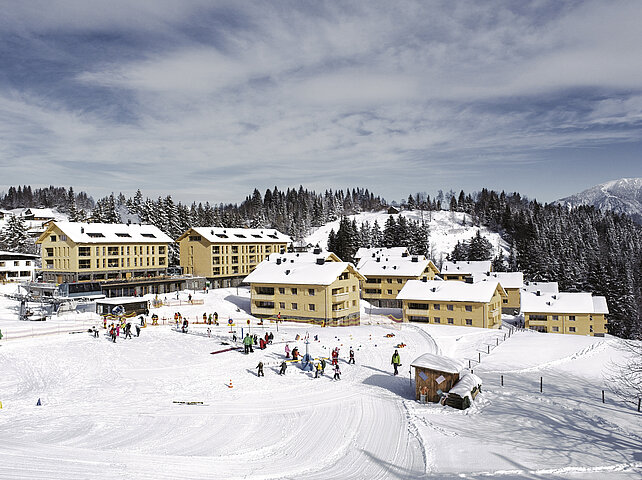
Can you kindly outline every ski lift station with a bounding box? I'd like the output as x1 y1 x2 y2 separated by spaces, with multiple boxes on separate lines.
96 297 150 317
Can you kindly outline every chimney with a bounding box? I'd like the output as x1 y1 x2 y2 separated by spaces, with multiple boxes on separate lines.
313 247 322 255
465 277 474 284
552 295 557 300
316 258 325 265
81 227 84 234
285 269 290 275
127 219 131 225
376 257 380 263
402 252 408 257
276 258 281 265
536 291 541 296
422 277 427 282
431 287 436 292
411 256 418 262
485 272 490 276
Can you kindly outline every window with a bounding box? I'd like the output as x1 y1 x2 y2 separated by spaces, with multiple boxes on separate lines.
408 303 429 310
232 266 239 274
265 246 271 253
212 246 220 254
213 267 220 275
231 246 239 253
352 300 357 306
569 316 576 321
448 318 454 324
50 235 57 241
433 304 440 310
552 315 559 321
447 304 454 311
25 261 31 266
141 233 156 238
60 235 67 241
78 259 90 269
279 288 285 294
189 235 202 241
387 279 393 283
590 325 593 333
256 287 274 295
365 289 381 294
292 303 298 310
108 258 119 268
434 317 440 323
78 247 91 257
569 327 576 332
232 256 239 264
279 302 286 309
397 279 403 283
108 246 119 256
465 319 473 325
387 289 393 295
308 289 315 296
308 304 315 311
552 326 559 332
502 299 508 304
291 288 298 295
465 305 472 312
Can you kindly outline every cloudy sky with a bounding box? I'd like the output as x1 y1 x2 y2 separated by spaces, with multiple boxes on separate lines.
1 0 641 204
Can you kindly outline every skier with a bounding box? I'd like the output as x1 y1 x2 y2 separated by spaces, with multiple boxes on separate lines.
268 332 274 344
135 324 141 337
243 334 252 354
264 332 269 345
331 347 339 366
391 349 401 376
93 326 99 338
320 358 326 374
125 323 132 339
285 344 291 358
256 361 264 377
110 326 116 343
214 312 219 325
333 364 341 380
279 361 287 375
203 313 207 323
348 347 355 364
315 362 323 378
208 314 212 325
207 327 211 337
259 338 266 350
292 347 299 360
182 319 189 333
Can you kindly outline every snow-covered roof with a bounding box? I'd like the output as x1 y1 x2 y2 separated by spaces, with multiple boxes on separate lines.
472 271 524 289
398 279 505 303
96 297 149 305
521 281 559 294
449 373 483 398
266 250 340 264
180 227 291 244
38 222 172 244
521 292 609 315
441 260 491 275
23 208 56 218
355 247 408 260
411 352 466 374
357 255 437 278
0 250 39 259
244 258 364 286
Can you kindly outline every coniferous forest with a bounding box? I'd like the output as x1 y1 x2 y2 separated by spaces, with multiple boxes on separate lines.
1 185 640 339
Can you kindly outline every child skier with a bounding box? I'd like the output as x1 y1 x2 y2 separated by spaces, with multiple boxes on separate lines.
285 344 291 358
333 364 341 380
279 361 287 375
348 348 355 364
256 361 264 377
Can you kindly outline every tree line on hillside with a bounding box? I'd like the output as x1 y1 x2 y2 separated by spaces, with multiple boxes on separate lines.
0 185 93 212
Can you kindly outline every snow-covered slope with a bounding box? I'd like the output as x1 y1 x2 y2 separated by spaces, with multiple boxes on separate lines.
557 177 642 223
305 210 508 263
0 286 640 479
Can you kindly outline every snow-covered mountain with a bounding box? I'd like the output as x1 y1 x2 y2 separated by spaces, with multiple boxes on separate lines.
557 177 642 223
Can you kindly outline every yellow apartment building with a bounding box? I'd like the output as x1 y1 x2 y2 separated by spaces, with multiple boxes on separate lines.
357 251 440 307
36 222 171 284
441 260 492 281
472 271 524 314
177 227 291 287
397 279 505 328
521 291 609 336
243 254 365 325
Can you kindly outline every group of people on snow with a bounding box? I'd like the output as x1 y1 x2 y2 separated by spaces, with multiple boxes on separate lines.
104 321 141 343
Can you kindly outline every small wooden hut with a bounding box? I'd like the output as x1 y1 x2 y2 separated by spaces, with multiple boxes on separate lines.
410 353 466 402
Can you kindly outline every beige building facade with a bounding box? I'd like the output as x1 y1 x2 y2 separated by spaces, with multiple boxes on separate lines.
177 227 290 287
244 255 365 325
398 280 505 329
522 292 608 336
36 222 171 284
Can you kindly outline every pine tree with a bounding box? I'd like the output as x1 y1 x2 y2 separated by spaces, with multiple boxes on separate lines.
0 215 36 253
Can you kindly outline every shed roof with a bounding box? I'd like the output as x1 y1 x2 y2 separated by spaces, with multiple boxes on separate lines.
521 291 609 314
398 279 505 303
178 227 291 244
449 373 483 398
411 352 466 374
37 222 172 244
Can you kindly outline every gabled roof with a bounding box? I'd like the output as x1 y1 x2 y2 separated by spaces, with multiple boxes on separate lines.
357 255 439 278
411 353 466 374
521 281 559 294
244 258 365 286
23 208 56 218
36 222 172 244
398 279 506 303
472 271 524 289
521 291 609 314
441 260 492 275
0 250 39 259
355 247 409 260
177 227 291 244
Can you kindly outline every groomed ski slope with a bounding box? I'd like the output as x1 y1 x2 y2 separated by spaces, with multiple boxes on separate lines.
0 287 641 479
